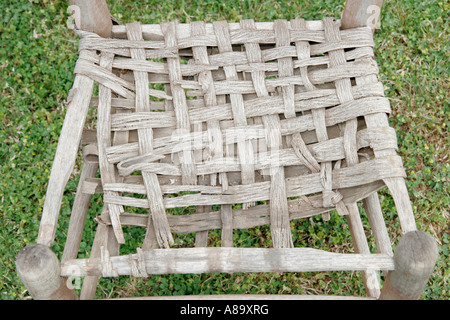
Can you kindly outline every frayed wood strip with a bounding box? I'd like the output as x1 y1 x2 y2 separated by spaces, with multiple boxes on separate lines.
190 21 226 188
112 57 219 76
111 111 175 131
103 155 405 209
74 58 135 99
85 21 372 54
99 82 383 134
100 246 118 277
127 22 174 249
106 119 395 170
310 38 374 55
213 20 256 204
99 181 385 234
96 52 126 244
320 18 382 297
107 95 389 142
79 37 166 51
161 21 197 185
111 21 328 40
128 248 148 277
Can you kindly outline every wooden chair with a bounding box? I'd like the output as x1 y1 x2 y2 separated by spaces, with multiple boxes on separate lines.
16 0 438 300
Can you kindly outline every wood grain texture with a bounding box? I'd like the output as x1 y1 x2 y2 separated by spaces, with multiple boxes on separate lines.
69 0 112 37
61 247 395 277
127 23 174 249
379 231 438 300
38 74 94 247
35 16 425 300
61 145 99 262
16 244 78 300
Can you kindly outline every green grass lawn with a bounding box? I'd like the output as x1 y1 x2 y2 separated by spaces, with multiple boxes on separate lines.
0 0 448 300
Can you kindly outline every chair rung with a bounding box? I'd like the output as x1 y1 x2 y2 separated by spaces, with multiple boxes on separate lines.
61 247 394 277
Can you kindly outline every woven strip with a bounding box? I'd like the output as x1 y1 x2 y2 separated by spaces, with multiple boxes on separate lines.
190 21 233 247
213 21 257 210
127 23 173 249
242 19 292 248
73 19 402 250
287 19 321 174
96 51 126 244
162 22 197 186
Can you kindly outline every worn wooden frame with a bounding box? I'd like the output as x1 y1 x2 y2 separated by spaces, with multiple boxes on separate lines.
16 0 438 300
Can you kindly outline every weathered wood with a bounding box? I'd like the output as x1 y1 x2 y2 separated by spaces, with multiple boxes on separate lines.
213 20 256 209
241 19 292 248
33 16 426 301
61 144 99 262
111 20 334 40
16 244 78 300
190 21 224 246
352 47 414 263
341 0 384 31
61 247 395 277
80 206 119 300
354 64 417 235
97 52 126 244
96 181 385 233
379 231 438 300
162 21 197 186
355 135 394 293
107 121 394 166
102 156 405 210
68 0 113 37
323 16 380 297
220 205 234 247
194 205 210 247
127 22 174 249
83 53 126 298
37 74 94 247
363 192 393 258
383 177 417 234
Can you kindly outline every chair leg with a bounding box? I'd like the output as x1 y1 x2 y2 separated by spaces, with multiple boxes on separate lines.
363 192 393 257
62 144 99 263
37 74 94 247
383 177 417 234
195 205 210 247
345 203 381 298
379 231 438 300
16 244 79 300
80 207 119 300
363 192 393 279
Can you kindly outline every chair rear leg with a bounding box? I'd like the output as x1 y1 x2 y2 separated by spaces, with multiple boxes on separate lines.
80 207 119 300
363 192 393 257
363 192 393 279
62 144 99 263
344 203 381 298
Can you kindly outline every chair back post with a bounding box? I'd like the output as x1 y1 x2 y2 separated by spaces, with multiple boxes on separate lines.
69 0 113 37
341 0 383 31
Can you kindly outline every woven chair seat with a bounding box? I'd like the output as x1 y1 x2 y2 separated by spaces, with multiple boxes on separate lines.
59 18 410 287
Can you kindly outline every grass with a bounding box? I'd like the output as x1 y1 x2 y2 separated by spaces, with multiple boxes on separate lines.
0 0 448 300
